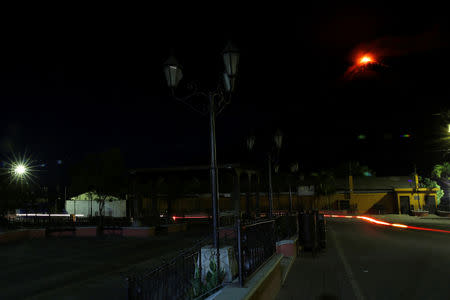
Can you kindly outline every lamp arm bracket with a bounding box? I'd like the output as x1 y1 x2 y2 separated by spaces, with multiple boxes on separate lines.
172 92 209 116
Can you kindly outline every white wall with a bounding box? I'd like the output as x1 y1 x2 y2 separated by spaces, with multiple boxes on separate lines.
65 200 126 217
298 185 315 196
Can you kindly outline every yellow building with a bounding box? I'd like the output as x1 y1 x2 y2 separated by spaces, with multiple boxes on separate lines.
131 165 439 217
297 175 438 215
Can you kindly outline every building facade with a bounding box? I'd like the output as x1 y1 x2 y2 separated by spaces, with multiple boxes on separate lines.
65 192 126 217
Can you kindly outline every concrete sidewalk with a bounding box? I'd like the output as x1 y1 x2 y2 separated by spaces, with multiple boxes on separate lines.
276 230 356 300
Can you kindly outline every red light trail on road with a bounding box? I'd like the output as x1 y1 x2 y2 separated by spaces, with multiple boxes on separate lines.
172 215 211 221
325 214 450 234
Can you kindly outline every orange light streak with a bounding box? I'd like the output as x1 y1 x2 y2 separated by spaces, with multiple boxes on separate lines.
172 215 211 220
326 215 450 234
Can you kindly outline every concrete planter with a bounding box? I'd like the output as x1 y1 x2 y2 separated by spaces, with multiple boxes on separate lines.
102 228 123 236
47 229 76 237
436 210 450 217
199 245 238 283
215 254 283 300
160 223 188 233
410 210 429 217
28 229 46 239
0 229 46 244
122 226 156 237
76 227 97 237
276 236 299 258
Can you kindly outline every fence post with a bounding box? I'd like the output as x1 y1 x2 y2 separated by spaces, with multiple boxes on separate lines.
236 218 244 287
127 276 134 300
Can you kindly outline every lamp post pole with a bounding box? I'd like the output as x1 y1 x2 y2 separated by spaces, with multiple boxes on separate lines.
209 93 220 255
289 183 293 213
163 42 239 286
289 162 299 213
268 153 273 218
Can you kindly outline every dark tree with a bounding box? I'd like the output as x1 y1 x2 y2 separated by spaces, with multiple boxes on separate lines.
70 148 127 226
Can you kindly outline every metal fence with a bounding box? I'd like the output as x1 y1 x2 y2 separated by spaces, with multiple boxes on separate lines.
126 214 297 299
275 214 298 241
127 231 237 300
236 218 276 285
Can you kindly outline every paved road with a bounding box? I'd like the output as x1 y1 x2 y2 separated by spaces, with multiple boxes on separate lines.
1 226 210 300
277 218 450 300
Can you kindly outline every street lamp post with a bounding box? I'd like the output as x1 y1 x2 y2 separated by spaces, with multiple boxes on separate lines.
289 162 299 213
163 42 240 281
267 152 274 218
266 130 283 218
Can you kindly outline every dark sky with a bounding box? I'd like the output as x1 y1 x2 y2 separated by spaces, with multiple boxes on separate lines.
0 3 449 180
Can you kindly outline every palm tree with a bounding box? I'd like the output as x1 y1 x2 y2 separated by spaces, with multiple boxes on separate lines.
334 161 375 177
312 170 336 210
432 162 450 179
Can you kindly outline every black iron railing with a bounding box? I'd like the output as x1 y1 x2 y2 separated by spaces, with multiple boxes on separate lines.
125 215 293 298
236 219 276 285
127 232 237 300
275 214 298 241
219 212 238 228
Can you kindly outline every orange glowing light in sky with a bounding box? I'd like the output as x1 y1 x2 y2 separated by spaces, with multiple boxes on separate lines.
359 55 373 64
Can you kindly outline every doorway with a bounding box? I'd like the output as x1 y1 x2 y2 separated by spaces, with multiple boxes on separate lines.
400 196 410 214
425 196 436 214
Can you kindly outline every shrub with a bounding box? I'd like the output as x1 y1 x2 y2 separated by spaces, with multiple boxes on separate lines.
190 255 225 299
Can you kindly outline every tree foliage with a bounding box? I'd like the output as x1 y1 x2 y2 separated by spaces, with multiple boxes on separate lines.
432 162 450 180
311 170 336 196
419 176 444 206
70 148 127 219
334 161 375 177
0 181 22 215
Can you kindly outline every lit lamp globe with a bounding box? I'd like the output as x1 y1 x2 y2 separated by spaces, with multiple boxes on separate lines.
246 135 255 151
274 130 283 149
222 41 240 92
163 55 183 91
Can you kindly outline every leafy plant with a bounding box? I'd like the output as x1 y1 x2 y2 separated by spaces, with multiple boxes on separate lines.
432 163 450 180
419 177 444 206
190 255 226 299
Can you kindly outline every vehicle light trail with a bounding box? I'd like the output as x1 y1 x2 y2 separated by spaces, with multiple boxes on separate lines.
16 213 85 217
325 214 450 234
172 215 211 221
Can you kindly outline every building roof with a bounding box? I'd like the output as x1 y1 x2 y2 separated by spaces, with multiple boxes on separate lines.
130 164 241 174
335 176 414 191
70 192 122 201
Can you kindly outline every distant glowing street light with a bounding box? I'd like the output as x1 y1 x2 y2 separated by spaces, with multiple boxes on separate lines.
13 164 27 176
7 156 34 184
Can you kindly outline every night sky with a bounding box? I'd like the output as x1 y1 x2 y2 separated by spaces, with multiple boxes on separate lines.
0 4 449 182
